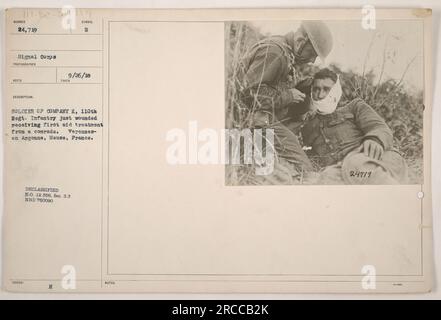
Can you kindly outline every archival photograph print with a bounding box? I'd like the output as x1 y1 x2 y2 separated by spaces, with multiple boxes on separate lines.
225 20 424 185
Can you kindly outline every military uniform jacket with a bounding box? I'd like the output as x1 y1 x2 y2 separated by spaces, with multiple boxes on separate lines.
241 34 298 119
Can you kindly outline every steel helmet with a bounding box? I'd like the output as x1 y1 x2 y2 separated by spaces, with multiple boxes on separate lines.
301 21 333 61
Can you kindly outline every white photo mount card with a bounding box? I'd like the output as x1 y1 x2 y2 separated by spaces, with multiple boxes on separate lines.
2 8 433 293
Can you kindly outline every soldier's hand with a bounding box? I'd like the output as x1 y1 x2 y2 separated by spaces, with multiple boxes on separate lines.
363 139 384 160
289 88 306 103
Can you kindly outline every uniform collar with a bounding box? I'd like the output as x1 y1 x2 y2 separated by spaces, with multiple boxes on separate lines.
284 32 296 54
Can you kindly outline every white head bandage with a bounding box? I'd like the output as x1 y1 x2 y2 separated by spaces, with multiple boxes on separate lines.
311 75 342 115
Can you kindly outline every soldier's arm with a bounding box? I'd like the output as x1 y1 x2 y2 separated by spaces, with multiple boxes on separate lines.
352 99 393 150
243 48 294 111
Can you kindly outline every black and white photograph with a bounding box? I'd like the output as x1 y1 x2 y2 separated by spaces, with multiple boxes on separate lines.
225 20 424 185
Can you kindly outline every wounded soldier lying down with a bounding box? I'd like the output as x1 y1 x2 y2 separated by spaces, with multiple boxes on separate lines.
297 68 408 184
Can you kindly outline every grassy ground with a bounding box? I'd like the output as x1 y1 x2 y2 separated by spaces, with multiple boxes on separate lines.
225 22 424 185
